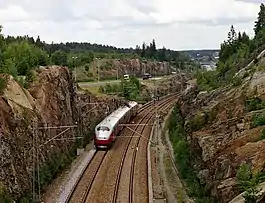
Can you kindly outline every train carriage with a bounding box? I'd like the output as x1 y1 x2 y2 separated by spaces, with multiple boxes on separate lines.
94 101 138 149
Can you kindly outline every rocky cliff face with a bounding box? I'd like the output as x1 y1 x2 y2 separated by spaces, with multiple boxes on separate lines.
179 68 265 202
140 73 191 100
77 58 173 81
0 66 123 200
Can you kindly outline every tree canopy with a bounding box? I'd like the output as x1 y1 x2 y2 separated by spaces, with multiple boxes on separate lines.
0 25 192 83
196 3 265 91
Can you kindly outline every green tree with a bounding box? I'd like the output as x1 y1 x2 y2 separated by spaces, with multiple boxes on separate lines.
3 41 47 76
2 59 17 76
0 25 5 72
254 3 265 36
228 25 237 44
241 32 250 45
135 45 141 56
35 36 43 48
157 47 167 61
141 42 146 58
51 50 68 66
149 39 157 58
80 52 94 64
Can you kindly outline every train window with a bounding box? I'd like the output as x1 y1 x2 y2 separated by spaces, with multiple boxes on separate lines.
97 126 110 131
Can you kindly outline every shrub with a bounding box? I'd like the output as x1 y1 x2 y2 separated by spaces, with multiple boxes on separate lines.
16 76 29 89
252 113 265 127
189 112 207 131
25 70 36 84
196 70 219 91
236 164 261 203
84 64 90 72
232 76 242 87
246 97 265 112
99 86 105 93
168 105 213 202
104 83 112 93
236 164 252 190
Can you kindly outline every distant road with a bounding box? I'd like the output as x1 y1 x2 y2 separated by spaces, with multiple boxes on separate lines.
78 77 163 87
79 80 120 87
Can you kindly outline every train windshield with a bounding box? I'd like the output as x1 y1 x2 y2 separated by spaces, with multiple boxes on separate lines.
97 126 110 131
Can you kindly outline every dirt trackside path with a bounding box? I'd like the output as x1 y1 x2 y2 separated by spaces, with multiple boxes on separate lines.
151 110 194 203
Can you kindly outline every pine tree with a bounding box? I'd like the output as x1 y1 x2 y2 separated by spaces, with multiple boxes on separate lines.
254 3 265 36
238 32 242 42
141 42 146 58
36 36 42 48
152 39 156 51
241 32 250 45
151 39 157 59
135 45 141 56
228 25 237 44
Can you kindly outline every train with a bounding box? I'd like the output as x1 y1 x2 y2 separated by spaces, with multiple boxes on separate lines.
94 101 139 149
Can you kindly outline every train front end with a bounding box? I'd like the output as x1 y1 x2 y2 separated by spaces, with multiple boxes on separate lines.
94 125 114 149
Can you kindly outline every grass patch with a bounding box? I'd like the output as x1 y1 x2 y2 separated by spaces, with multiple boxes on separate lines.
76 78 95 83
167 105 214 202
99 76 141 100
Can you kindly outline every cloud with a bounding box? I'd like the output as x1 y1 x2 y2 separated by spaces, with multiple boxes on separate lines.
0 0 261 50
235 0 263 4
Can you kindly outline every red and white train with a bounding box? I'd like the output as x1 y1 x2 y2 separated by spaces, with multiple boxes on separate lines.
94 101 138 149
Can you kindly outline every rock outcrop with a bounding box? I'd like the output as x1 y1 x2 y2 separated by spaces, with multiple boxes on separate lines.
178 69 265 202
140 73 191 100
0 66 123 200
78 58 174 81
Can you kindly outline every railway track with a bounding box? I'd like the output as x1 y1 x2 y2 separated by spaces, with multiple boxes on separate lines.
116 98 177 203
66 95 177 203
114 98 176 203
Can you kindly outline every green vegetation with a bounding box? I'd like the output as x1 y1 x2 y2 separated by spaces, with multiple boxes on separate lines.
0 182 13 203
167 105 214 202
0 25 193 83
195 71 219 91
232 76 243 87
246 97 265 112
13 146 79 203
99 76 141 100
196 3 265 91
0 77 7 93
189 111 208 131
252 113 265 127
236 164 265 202
261 128 265 140
38 148 77 189
188 110 217 131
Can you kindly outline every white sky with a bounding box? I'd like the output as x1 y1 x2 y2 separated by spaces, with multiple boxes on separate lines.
0 0 262 50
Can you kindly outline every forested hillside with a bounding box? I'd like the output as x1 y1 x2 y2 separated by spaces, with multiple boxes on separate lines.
0 26 192 85
196 3 265 90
